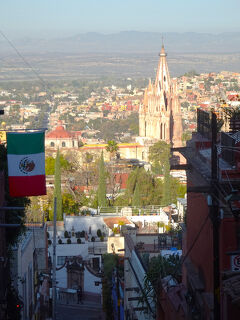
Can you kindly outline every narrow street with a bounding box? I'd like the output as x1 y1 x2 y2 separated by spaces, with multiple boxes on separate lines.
56 301 105 320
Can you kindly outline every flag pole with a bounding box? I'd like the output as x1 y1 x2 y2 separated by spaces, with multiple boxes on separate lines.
52 197 57 320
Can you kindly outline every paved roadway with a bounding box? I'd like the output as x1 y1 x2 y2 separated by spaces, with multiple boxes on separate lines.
56 302 105 320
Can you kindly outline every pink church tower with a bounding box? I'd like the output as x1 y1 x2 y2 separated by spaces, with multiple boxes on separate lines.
139 45 183 148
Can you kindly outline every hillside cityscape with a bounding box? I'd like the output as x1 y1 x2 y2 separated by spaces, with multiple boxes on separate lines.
1 16 240 320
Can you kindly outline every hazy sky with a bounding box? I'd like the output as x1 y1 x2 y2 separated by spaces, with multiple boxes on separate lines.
1 0 240 38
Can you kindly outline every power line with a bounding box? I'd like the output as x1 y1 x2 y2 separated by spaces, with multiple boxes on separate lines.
219 145 240 150
0 56 36 80
173 213 210 277
0 30 52 92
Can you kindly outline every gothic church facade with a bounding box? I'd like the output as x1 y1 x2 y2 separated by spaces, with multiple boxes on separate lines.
139 45 183 147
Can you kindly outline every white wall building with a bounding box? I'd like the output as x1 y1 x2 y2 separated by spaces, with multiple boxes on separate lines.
12 232 35 320
48 243 102 294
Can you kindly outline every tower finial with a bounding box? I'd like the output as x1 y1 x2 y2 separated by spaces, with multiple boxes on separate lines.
159 37 166 57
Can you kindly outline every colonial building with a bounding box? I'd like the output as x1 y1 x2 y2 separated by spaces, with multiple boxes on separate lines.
45 123 82 149
139 45 183 147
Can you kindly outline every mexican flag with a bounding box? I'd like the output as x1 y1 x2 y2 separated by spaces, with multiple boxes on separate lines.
7 131 46 197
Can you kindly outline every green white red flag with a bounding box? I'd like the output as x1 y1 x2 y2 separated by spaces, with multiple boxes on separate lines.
7 131 46 197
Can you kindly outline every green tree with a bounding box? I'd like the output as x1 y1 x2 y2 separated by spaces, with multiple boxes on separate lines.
97 229 102 237
149 141 173 205
45 154 71 175
182 131 192 143
26 197 42 222
62 193 79 215
50 149 63 220
85 152 94 164
161 158 171 206
149 141 171 175
125 167 139 199
105 140 119 159
125 167 163 206
102 253 118 319
97 152 107 207
114 194 129 206
169 177 186 202
140 254 181 310
132 182 141 206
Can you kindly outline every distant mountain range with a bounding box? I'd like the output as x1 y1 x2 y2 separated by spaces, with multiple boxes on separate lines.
1 32 240 80
1 31 240 54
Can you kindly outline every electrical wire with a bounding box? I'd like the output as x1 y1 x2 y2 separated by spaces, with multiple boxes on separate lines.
173 213 210 277
0 30 52 93
219 145 240 150
0 56 36 80
0 30 55 130
174 157 239 277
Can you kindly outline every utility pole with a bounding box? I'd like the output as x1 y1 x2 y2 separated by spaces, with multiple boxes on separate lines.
211 112 220 320
52 197 57 320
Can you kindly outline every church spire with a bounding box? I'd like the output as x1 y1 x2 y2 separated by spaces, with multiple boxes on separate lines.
160 44 166 57
155 44 171 95
148 78 152 92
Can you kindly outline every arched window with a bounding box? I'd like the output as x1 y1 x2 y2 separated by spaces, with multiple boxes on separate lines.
160 123 163 139
62 141 66 147
50 142 55 147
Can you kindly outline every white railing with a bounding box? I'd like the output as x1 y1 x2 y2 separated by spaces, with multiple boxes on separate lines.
98 205 165 216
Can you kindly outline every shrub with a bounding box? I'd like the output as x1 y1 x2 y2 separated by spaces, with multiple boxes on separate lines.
58 239 62 244
100 236 104 242
80 230 85 237
112 227 120 234
81 209 91 216
77 238 81 244
97 229 102 237
91 236 95 242
64 231 69 238
67 238 72 244
48 240 52 245
75 231 81 238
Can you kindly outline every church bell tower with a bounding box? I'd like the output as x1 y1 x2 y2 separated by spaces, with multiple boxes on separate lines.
139 45 183 148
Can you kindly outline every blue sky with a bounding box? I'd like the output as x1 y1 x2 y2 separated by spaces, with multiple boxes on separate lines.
1 0 240 38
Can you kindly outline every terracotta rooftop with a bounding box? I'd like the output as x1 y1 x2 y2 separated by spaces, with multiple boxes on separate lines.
46 125 72 139
103 217 132 229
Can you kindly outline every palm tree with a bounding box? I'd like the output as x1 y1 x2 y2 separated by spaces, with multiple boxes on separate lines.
105 140 119 160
